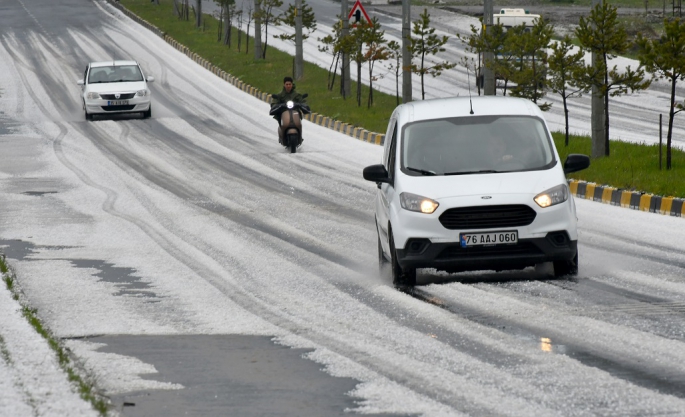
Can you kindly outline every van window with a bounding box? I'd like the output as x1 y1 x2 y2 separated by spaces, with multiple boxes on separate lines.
400 115 555 176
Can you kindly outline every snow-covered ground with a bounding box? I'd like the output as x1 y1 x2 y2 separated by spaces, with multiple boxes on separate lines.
1 1 685 416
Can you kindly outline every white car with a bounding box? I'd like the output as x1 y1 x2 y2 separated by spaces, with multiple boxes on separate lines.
77 60 154 120
363 96 590 286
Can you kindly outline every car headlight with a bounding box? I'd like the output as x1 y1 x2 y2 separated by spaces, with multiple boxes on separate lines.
86 92 101 100
136 89 149 97
534 184 569 208
400 192 439 214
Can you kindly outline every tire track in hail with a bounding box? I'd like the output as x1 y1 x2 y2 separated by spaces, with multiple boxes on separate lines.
403 285 685 400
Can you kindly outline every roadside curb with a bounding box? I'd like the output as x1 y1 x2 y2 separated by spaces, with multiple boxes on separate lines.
568 179 685 217
105 0 385 146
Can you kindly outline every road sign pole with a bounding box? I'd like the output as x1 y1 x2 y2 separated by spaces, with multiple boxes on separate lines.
341 0 351 98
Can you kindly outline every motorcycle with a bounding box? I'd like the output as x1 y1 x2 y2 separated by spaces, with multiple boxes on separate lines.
269 94 310 153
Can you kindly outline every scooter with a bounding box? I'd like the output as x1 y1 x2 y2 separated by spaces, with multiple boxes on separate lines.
269 94 310 154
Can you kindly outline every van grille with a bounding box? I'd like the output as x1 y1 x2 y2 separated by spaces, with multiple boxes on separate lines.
436 242 542 260
439 205 536 230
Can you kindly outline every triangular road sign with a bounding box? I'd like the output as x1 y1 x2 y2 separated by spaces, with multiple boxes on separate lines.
348 0 371 26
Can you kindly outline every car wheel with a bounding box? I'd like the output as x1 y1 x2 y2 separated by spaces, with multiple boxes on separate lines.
553 250 578 278
389 229 416 287
143 105 152 119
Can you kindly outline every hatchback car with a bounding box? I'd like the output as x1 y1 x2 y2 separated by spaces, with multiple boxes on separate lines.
363 96 590 286
77 60 154 120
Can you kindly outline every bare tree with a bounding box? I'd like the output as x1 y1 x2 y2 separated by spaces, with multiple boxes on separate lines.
245 3 254 54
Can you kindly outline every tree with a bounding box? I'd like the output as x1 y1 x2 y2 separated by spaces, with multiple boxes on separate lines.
363 17 389 108
343 22 370 106
637 18 685 169
506 18 554 111
547 36 589 146
386 40 402 104
255 0 283 59
245 2 254 54
318 19 343 91
575 2 651 157
276 0 317 43
236 3 245 51
410 9 456 100
457 21 507 95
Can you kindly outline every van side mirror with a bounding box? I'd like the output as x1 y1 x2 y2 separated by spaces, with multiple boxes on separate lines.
563 154 590 174
363 164 391 185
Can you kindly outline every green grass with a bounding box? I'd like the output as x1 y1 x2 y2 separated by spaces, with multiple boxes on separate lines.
120 0 398 133
554 133 685 198
0 255 109 416
120 0 685 198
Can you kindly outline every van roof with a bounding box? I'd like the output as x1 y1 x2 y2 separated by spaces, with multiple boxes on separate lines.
398 96 542 123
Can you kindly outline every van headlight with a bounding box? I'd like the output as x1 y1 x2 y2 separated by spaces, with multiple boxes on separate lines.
400 192 439 214
534 184 569 208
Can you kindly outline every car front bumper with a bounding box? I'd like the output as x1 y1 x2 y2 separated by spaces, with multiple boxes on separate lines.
396 232 577 273
85 98 151 114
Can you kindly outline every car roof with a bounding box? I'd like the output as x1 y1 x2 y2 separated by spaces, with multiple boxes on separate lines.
398 96 542 123
89 60 139 68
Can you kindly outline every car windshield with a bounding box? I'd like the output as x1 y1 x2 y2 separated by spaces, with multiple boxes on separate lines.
88 65 143 84
401 115 555 176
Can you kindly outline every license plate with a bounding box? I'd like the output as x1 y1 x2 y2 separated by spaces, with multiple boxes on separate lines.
107 100 129 106
460 231 518 247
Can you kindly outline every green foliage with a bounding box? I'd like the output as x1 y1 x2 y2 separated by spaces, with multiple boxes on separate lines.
575 2 651 157
276 0 317 43
410 9 456 100
255 0 283 58
547 36 588 146
505 17 554 110
636 18 685 169
554 133 685 198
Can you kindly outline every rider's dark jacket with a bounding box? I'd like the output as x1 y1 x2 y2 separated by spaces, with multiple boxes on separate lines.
271 85 307 122
271 85 306 106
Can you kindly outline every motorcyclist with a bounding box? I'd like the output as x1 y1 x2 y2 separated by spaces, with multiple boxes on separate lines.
270 76 308 144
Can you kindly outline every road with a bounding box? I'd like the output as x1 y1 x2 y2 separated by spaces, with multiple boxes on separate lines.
2 0 685 416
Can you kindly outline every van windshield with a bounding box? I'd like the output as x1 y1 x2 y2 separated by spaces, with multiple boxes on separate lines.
401 115 555 176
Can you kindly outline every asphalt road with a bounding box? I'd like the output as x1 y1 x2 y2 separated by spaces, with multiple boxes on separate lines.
2 1 685 416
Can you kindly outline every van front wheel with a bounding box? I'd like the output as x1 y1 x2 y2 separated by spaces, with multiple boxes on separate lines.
389 229 416 287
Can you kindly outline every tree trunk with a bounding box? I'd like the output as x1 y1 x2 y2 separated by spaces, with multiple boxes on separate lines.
667 77 677 169
564 95 570 146
195 0 201 28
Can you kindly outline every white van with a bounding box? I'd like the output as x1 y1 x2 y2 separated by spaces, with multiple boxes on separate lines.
363 96 590 286
495 8 540 29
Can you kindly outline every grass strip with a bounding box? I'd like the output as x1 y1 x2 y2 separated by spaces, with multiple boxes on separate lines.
0 254 109 416
119 0 685 198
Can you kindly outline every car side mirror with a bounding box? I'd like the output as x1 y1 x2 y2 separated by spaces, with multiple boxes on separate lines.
563 154 590 174
363 164 391 185
77 79 84 86
146 76 155 83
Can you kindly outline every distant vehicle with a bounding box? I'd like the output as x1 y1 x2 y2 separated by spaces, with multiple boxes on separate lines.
363 96 590 286
495 8 541 30
77 60 154 121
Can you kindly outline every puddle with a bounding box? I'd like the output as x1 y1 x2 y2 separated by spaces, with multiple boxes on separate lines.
88 334 412 417
0 239 159 299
